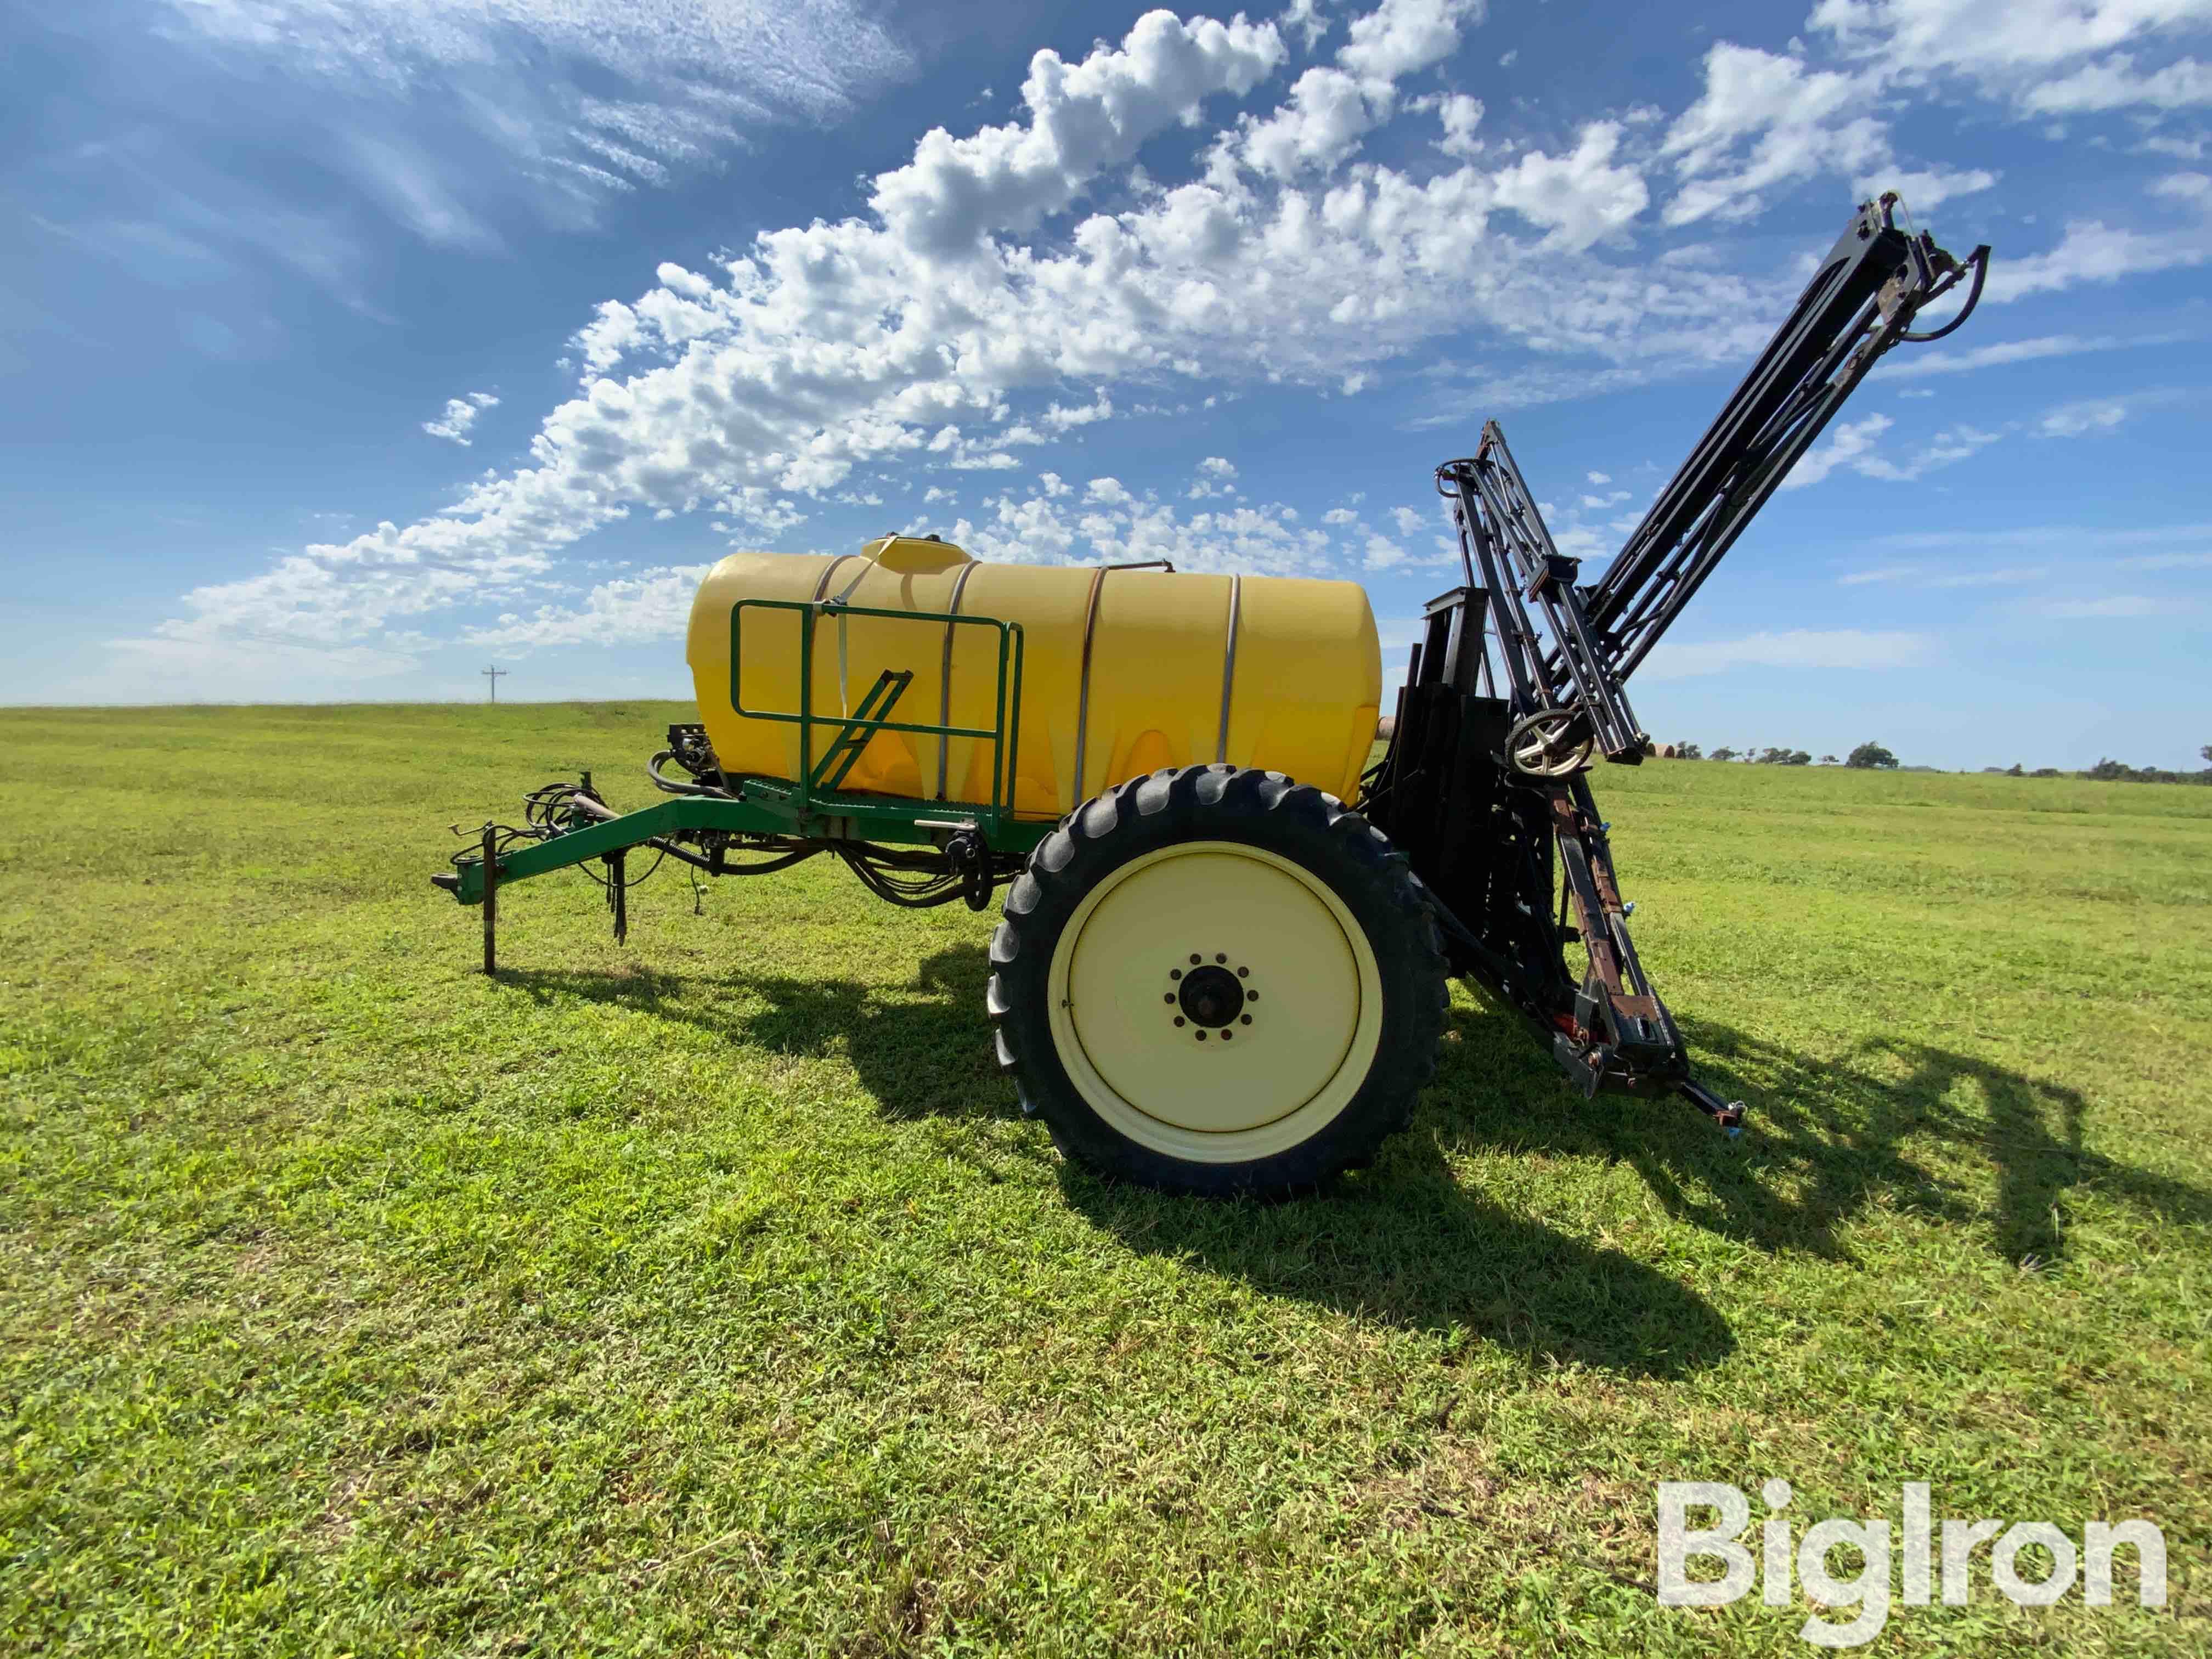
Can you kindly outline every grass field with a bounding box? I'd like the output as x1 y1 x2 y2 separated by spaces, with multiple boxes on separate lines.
4 702 2209 1656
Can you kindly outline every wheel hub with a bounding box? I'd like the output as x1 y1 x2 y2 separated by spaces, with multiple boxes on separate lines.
1176 964 1245 1028
1055 842 1371 1138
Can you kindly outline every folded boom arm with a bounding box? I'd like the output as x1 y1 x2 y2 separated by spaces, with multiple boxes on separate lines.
1440 196 1990 761
1367 196 1990 1126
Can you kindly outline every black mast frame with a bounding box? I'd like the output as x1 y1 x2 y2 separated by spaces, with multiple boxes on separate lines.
1365 198 1990 1124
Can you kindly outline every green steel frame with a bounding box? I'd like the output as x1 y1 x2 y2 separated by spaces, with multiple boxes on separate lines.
439 596 1042 909
730 598 1027 839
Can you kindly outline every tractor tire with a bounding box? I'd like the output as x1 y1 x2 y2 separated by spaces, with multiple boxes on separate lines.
988 765 1448 1197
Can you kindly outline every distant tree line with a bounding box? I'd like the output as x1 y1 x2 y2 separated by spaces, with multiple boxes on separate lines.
2077 751 2212 785
1661 741 2212 782
1685 742 1887 767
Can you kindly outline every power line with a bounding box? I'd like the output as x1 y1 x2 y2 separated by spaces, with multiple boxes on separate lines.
482 664 508 704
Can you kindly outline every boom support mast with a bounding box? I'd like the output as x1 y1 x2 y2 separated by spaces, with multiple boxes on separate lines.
1441 196 1989 763
1365 197 1989 1122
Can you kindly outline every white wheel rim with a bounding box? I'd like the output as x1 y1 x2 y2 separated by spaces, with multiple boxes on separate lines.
1045 841 1384 1164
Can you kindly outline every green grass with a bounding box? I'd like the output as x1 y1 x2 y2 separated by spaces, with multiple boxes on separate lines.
3 702 2207 1656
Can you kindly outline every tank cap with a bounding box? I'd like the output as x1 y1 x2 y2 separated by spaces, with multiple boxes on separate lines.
861 533 974 574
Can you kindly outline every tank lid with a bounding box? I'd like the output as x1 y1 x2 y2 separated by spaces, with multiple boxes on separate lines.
862 534 975 574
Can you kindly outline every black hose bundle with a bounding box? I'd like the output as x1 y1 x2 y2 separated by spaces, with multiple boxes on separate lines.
828 840 1024 909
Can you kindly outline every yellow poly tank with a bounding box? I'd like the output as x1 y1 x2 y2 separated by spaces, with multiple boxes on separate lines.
685 535 1380 821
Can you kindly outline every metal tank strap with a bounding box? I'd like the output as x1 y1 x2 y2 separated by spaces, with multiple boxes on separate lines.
749 554 858 740
935 559 980 801
1071 566 1111 805
809 556 856 602
1069 561 1187 804
826 557 878 719
1215 575 1243 764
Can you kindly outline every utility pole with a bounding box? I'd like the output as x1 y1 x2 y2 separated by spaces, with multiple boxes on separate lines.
482 664 507 704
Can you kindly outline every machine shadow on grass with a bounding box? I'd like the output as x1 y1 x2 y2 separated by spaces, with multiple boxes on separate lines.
504 944 2209 1364
1060 1155 1738 1376
506 941 1009 1123
511 945 1737 1374
1425 1003 2212 1269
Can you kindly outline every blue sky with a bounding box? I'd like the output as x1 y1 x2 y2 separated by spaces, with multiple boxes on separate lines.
5 0 2209 770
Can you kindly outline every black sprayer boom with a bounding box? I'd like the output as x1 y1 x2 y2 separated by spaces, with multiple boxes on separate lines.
1362 196 1989 1127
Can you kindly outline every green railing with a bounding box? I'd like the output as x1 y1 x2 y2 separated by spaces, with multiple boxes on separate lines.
729 599 1026 836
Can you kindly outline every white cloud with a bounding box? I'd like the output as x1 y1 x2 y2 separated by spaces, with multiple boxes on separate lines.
1878 331 2185 376
1187 455 1240 498
2023 53 2212 111
1237 65 1387 176
876 12 1285 255
122 0 2212 675
1042 391 1115 430
421 390 499 444
1229 0 1478 177
1489 121 1649 248
1810 0 2212 92
1663 5 2211 225
1391 505 1427 533
1839 563 2049 586
1640 628 1935 679
1660 43 1884 225
2027 594 2175 617
1784 413 2003 488
2036 396 2134 435
1874 520 2212 551
1435 92 1485 157
155 0 915 222
467 562 711 648
103 633 425 701
1586 470 1611 484
1781 413 1892 488
1850 165 1998 209
1362 534 1408 569
1337 0 1481 83
1989 213 2212 300
953 487 1334 576
1280 0 1333 53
